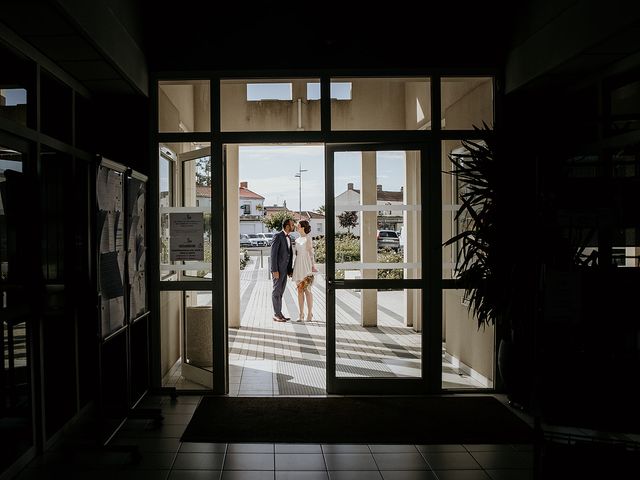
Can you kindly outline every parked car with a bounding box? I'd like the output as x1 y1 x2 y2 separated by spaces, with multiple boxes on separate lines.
377 229 400 251
247 233 268 247
240 234 252 247
258 232 275 245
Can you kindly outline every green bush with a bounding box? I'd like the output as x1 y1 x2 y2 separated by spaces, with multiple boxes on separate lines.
377 250 404 280
314 235 360 264
313 236 402 279
313 238 326 263
337 235 361 263
240 248 250 270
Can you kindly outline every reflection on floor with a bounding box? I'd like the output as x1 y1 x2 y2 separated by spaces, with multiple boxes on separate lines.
162 255 488 392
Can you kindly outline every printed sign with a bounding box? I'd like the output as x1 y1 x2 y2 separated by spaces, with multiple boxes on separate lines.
169 212 204 261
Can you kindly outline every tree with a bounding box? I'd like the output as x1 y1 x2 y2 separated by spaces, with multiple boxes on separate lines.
338 211 358 235
263 210 295 232
195 156 211 186
315 204 325 214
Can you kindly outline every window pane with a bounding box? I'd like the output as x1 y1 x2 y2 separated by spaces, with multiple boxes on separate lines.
441 139 491 279
0 147 24 282
442 289 494 389
336 288 422 378
441 77 493 130
160 290 212 391
221 78 320 132
159 142 213 281
331 77 430 130
247 83 292 101
608 77 640 136
333 150 422 279
158 80 210 133
0 42 33 128
0 142 34 466
306 82 352 101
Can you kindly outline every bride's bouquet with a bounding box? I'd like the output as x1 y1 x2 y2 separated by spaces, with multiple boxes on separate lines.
297 273 314 293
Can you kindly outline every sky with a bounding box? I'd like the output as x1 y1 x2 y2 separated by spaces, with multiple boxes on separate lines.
0 89 27 106
238 145 406 212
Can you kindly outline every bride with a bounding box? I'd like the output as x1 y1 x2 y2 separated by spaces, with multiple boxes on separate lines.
292 220 315 321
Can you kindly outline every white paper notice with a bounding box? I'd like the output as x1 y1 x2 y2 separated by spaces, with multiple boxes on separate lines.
169 212 204 261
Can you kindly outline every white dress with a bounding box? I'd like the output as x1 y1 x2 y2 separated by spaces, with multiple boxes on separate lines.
292 236 314 284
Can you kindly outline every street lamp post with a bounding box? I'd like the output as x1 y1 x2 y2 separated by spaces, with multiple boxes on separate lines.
294 163 308 220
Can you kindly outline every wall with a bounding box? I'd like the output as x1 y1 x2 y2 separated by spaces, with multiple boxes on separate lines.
160 84 194 132
331 79 406 130
442 78 493 129
239 197 263 216
309 218 324 237
335 188 362 236
220 79 318 131
443 290 495 383
440 100 495 382
160 290 182 376
158 88 180 133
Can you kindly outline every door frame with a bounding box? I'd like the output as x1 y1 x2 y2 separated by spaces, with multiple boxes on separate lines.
156 144 224 392
324 142 442 394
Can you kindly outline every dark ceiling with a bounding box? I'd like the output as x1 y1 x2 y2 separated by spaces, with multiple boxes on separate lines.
1 1 640 97
141 3 513 72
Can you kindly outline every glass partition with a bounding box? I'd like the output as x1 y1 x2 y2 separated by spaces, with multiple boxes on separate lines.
160 290 213 390
442 289 494 389
441 140 495 389
330 77 431 130
333 150 422 280
336 288 422 378
221 78 321 132
0 42 33 128
158 142 212 280
327 145 425 392
0 143 33 471
441 77 493 130
158 80 211 133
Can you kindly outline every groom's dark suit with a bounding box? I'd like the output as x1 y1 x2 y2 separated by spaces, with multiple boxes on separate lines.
270 230 293 319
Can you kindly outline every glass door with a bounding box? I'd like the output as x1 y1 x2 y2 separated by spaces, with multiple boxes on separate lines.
325 143 437 394
159 144 222 392
0 139 35 470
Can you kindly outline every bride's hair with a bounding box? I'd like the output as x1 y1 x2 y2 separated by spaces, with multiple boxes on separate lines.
299 220 311 234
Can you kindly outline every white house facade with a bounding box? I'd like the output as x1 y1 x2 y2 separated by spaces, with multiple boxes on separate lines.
195 181 267 234
238 181 265 234
334 182 403 235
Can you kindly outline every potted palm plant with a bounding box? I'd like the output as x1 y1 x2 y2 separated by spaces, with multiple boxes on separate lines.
442 124 516 392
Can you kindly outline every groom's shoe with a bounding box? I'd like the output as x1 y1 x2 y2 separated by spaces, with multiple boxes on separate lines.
273 314 287 322
281 314 291 321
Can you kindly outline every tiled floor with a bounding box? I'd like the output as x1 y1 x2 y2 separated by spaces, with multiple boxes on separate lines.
13 394 537 480
11 392 640 479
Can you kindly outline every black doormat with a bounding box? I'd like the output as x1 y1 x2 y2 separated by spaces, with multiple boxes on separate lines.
181 396 534 444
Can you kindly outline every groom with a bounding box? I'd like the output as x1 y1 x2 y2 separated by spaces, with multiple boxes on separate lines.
270 218 295 322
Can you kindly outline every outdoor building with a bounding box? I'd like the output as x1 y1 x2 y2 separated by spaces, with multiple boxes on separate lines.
195 184 211 207
262 204 325 236
334 182 403 235
293 210 326 237
194 181 267 234
238 181 265 234
263 202 288 218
